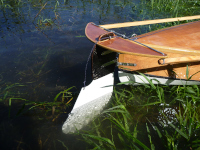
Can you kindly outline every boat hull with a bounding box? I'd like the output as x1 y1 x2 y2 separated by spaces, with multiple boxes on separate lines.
86 20 200 84
62 73 114 134
118 53 200 82
85 23 167 58
118 71 200 85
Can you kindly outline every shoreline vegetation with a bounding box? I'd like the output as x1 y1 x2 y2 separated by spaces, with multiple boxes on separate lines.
0 0 200 149
77 77 200 149
75 0 200 149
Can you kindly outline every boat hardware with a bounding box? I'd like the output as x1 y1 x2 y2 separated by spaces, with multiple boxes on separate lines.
91 23 166 56
117 62 137 66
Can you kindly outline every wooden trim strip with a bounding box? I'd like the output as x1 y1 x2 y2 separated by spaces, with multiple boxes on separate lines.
142 44 200 55
101 15 200 29
159 56 200 65
85 23 167 58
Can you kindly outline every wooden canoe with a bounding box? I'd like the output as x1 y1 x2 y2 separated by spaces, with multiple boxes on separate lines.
85 23 167 58
85 20 200 84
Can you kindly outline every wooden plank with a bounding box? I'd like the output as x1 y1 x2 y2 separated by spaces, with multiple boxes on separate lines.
118 53 200 81
142 44 200 55
101 15 200 29
158 56 200 65
136 21 200 53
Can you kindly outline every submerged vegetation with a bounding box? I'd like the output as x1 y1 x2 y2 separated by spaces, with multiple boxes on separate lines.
75 0 200 149
0 0 200 149
128 0 200 35
77 80 200 149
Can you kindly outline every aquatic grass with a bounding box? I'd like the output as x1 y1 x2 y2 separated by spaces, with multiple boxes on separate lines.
0 83 26 102
0 0 62 31
78 103 150 150
27 87 74 114
130 0 200 36
77 85 155 149
170 84 200 106
145 0 200 16
7 87 74 119
155 99 200 149
16 47 57 82
1 0 200 149
146 123 155 150
142 77 200 149
54 86 74 102
77 74 200 149
0 0 21 8
57 140 69 150
186 64 200 81
8 98 27 118
120 67 200 105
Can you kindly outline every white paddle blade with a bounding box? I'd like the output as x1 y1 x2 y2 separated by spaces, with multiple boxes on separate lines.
62 73 114 134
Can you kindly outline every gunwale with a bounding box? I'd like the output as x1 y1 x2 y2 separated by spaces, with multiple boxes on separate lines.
85 23 167 58
85 20 200 82
117 20 200 81
141 44 200 55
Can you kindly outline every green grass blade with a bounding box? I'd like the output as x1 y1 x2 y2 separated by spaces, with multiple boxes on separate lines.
186 65 189 79
146 123 155 150
57 140 69 150
138 72 156 90
54 86 74 101
168 123 188 139
82 134 115 147
8 98 12 118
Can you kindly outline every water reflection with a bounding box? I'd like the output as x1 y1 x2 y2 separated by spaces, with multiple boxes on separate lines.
0 0 143 149
1 0 197 149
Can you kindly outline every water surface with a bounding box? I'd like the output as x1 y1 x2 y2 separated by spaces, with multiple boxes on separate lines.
0 0 144 149
1 0 198 149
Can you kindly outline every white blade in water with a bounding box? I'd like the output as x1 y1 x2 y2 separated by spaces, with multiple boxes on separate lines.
62 73 114 134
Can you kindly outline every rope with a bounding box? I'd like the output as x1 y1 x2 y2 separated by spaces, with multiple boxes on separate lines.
83 41 98 88
84 20 195 86
83 21 200 86
91 23 165 56
83 35 117 87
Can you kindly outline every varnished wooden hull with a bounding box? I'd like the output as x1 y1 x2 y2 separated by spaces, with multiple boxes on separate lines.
118 21 200 83
118 53 200 82
118 71 200 85
118 54 200 84
85 21 200 84
85 23 167 58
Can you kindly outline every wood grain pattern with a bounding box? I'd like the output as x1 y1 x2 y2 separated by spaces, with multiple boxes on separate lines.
118 53 200 81
136 21 200 51
141 44 200 55
85 23 167 58
117 21 200 81
158 56 200 65
85 19 200 81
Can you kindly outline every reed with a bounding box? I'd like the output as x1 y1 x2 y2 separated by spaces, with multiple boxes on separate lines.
129 0 200 36
147 0 200 16
7 87 74 119
77 73 200 149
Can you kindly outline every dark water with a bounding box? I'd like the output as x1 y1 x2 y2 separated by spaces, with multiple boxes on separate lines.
1 0 198 149
0 0 145 149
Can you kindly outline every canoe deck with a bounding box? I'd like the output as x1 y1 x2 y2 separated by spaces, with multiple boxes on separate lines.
117 21 200 81
85 20 200 82
136 21 200 51
85 23 167 58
